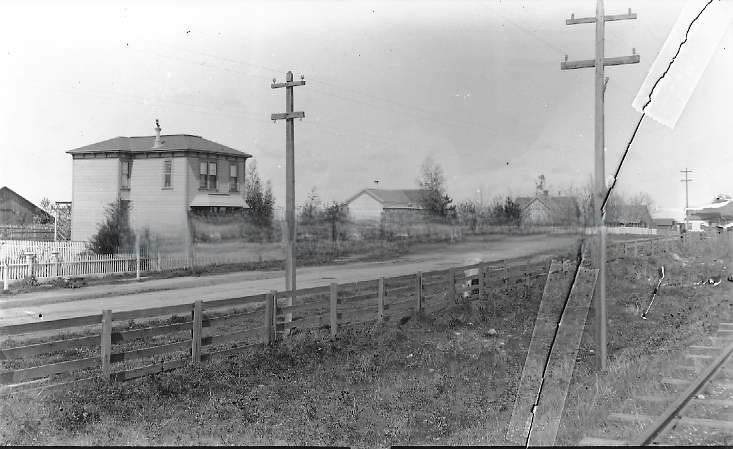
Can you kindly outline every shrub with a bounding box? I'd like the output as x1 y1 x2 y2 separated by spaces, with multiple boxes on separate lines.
88 199 134 255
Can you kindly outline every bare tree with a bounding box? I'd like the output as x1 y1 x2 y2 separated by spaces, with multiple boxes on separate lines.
416 156 455 218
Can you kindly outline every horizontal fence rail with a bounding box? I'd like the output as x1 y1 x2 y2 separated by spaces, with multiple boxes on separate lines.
0 233 717 392
0 254 559 394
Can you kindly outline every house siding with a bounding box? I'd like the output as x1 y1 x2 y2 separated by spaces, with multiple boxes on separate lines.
128 156 189 240
347 193 383 221
71 158 120 241
523 201 553 225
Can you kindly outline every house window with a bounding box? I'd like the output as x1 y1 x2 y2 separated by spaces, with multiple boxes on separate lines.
229 163 238 192
208 161 217 190
121 160 132 189
162 159 172 189
199 159 220 190
199 161 208 189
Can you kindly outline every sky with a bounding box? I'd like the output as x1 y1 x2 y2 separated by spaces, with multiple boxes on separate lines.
1 0 731 218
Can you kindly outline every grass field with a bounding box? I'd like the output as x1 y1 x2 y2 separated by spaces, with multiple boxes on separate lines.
1 276 549 446
556 233 733 444
2 233 729 446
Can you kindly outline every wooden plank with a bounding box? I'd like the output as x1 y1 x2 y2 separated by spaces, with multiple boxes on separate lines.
448 268 456 303
330 283 338 339
201 342 260 362
578 437 629 446
202 309 262 328
0 377 51 395
264 291 274 345
201 327 262 347
112 321 191 343
415 271 423 314
110 359 188 382
277 285 329 299
0 357 99 384
191 301 202 364
527 267 598 447
0 334 100 360
202 293 267 310
338 292 377 304
113 303 193 322
109 340 191 363
506 260 574 444
101 310 112 377
377 277 385 322
385 284 412 296
0 314 102 336
634 339 733 445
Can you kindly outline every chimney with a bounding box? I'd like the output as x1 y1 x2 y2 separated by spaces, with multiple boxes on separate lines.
153 119 162 149
543 189 549 197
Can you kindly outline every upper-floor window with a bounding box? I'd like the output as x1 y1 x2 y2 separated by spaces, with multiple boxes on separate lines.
199 160 218 190
229 162 238 192
121 160 132 189
208 162 217 190
162 159 172 189
199 161 208 189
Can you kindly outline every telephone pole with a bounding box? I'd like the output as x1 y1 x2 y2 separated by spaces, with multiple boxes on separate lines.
561 1 639 371
681 168 694 231
271 71 306 310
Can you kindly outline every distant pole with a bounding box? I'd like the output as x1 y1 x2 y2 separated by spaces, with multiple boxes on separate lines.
271 71 306 309
562 1 639 371
53 205 58 242
680 168 694 232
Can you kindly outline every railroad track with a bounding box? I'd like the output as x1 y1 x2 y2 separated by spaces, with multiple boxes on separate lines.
580 322 733 446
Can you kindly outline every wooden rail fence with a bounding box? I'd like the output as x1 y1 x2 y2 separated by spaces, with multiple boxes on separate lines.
0 257 552 395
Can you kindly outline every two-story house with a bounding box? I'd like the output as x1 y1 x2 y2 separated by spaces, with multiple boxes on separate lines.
67 122 252 242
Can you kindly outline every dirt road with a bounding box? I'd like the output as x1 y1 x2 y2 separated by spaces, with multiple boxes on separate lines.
0 234 578 327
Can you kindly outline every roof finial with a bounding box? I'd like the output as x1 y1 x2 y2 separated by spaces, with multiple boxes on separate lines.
153 119 162 149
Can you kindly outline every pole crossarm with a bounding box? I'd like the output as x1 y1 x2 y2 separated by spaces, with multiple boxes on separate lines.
566 10 637 25
271 80 306 89
271 111 305 120
561 54 639 70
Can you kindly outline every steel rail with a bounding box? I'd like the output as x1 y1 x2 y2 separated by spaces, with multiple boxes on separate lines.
634 339 733 445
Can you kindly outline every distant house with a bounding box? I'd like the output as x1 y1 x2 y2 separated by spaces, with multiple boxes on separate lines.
344 189 426 222
67 122 252 242
606 204 653 228
653 218 677 230
0 186 52 226
516 192 580 226
686 195 733 230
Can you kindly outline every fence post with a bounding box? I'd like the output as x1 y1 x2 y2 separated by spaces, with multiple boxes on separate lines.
191 301 202 364
51 251 60 278
135 234 141 280
448 268 456 303
156 250 161 272
415 271 423 313
503 260 508 286
330 282 338 339
101 309 112 379
264 290 275 345
2 262 8 292
478 264 486 301
377 277 385 322
24 252 34 279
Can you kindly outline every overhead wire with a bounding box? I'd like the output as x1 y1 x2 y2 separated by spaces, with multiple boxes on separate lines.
601 0 716 216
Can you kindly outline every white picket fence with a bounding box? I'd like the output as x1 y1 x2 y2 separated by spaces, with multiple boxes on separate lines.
0 250 275 287
0 240 89 263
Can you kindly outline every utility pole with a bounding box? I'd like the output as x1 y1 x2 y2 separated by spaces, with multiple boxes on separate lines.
680 168 694 232
561 1 639 371
53 203 58 242
271 71 306 310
